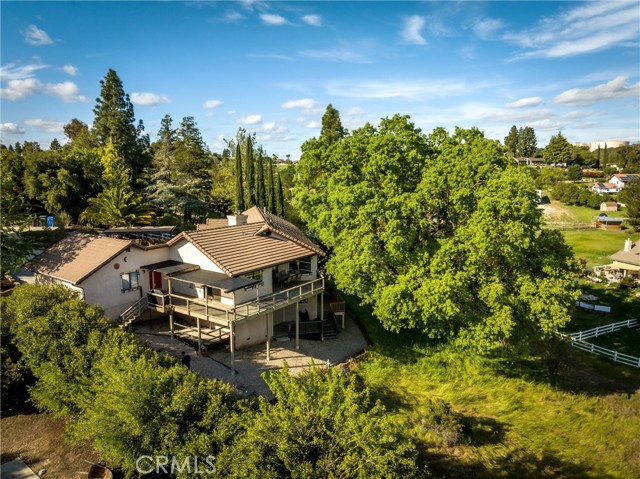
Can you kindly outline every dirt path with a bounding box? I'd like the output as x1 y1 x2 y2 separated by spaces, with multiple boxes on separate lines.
1 411 100 479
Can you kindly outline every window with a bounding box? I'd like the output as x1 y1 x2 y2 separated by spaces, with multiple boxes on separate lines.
244 270 264 288
296 257 313 274
121 271 139 292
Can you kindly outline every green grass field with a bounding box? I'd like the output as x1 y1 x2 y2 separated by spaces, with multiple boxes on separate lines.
345 293 640 479
562 230 639 266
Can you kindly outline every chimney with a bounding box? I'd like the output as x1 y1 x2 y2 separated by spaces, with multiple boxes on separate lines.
624 238 632 252
227 214 248 226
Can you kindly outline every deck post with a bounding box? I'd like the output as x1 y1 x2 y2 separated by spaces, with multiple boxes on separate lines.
296 301 300 350
266 312 271 361
230 313 236 375
320 294 324 341
197 316 202 356
169 308 174 339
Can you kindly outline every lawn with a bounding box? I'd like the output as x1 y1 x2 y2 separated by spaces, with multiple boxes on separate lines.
562 229 639 266
590 328 640 358
568 281 640 331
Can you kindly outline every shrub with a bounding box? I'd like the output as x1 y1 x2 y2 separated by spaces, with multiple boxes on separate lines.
420 398 465 447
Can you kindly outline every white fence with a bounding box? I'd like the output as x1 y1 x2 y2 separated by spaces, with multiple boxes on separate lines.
557 319 640 368
567 319 638 340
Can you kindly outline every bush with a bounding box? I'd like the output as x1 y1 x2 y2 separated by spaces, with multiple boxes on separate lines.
216 365 421 479
420 398 465 447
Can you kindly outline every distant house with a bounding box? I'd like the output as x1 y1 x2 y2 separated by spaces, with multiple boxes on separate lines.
610 238 640 280
591 182 620 195
514 157 546 166
600 201 618 212
27 207 330 361
608 174 640 189
593 214 623 230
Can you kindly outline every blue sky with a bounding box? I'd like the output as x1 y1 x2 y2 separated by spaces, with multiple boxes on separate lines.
1 1 639 159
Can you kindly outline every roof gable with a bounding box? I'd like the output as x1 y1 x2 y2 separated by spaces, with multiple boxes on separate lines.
26 233 134 284
611 239 640 266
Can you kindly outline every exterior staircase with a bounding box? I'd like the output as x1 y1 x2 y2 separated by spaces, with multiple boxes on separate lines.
322 317 338 340
120 296 149 329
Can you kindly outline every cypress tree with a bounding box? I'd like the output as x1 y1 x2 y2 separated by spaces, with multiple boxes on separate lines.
235 144 245 212
257 150 266 207
603 143 608 168
245 135 256 207
266 155 276 213
276 172 285 216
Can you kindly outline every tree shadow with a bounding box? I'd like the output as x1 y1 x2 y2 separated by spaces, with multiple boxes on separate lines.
419 443 619 479
488 342 640 397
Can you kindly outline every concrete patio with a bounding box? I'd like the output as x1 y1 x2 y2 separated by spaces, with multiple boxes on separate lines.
132 314 368 400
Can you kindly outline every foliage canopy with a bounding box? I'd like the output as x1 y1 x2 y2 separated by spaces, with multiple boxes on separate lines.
294 116 580 352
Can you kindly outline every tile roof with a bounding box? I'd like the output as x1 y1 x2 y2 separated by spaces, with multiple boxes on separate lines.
176 223 317 276
611 239 640 266
613 174 639 183
170 210 323 276
26 232 134 284
242 206 324 256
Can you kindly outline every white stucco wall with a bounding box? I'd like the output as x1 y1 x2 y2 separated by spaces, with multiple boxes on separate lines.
81 246 169 320
170 239 224 273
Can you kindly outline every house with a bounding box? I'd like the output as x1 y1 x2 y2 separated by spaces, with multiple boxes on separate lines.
27 207 330 366
608 174 640 189
600 201 618 212
27 233 168 319
591 182 620 195
610 238 640 280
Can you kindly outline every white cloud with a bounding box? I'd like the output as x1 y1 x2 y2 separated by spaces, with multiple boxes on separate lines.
24 25 54 45
24 119 65 133
302 14 322 27
46 81 89 103
505 0 639 58
326 79 467 99
0 63 49 80
130 92 170 107
260 13 287 26
506 97 542 108
0 78 42 100
227 110 237 116
237 114 262 125
60 64 78 76
306 121 321 129
554 76 640 106
223 10 245 22
402 15 427 45
260 121 288 133
0 123 25 134
281 98 317 110
300 48 370 63
344 106 364 116
203 99 223 109
0 74 89 103
473 18 504 40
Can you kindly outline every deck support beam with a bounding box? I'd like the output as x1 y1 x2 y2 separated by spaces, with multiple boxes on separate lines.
296 302 300 350
197 316 202 356
230 313 236 375
266 312 271 361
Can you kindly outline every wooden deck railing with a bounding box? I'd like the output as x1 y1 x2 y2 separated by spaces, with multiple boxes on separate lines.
234 277 325 319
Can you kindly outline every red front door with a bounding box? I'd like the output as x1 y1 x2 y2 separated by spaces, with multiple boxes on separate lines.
149 271 162 290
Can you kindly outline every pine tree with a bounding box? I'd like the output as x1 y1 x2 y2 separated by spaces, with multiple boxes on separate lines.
320 104 346 144
266 155 276 213
504 125 518 156
256 149 266 207
245 134 256 207
49 138 61 151
92 69 149 181
276 171 285 216
235 144 245 213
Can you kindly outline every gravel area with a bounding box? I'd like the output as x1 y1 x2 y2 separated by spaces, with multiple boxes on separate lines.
133 315 368 400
